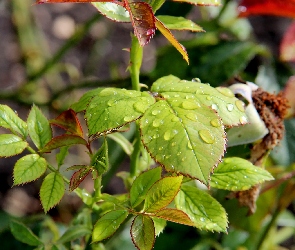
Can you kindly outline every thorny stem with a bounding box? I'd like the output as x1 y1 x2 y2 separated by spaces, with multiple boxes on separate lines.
129 35 143 177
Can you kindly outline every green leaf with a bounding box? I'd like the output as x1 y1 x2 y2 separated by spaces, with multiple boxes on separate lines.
91 137 109 176
130 167 162 208
13 154 47 185
50 109 83 137
151 76 247 127
131 215 155 250
0 134 28 157
27 105 52 149
211 157 274 191
172 0 221 5
156 16 204 32
107 133 134 156
148 0 165 12
155 18 189 64
175 185 228 232
0 105 27 138
56 146 69 167
40 172 65 213
40 134 87 153
143 176 183 212
71 88 104 113
152 208 194 226
140 99 225 185
152 217 166 236
92 210 129 243
91 3 130 22
10 220 42 246
85 88 155 136
56 225 91 244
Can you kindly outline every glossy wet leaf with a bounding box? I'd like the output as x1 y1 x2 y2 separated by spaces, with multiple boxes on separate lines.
13 154 47 185
143 176 182 212
50 109 83 137
92 3 131 22
91 137 109 175
130 167 162 208
172 0 221 5
27 105 52 150
280 21 295 62
152 217 166 236
69 166 92 191
124 0 156 46
238 0 295 18
0 134 27 157
156 15 204 32
155 18 189 64
92 210 129 242
40 172 65 213
175 185 228 232
10 220 42 246
131 215 155 250
140 99 225 185
151 75 247 127
71 88 104 113
152 208 194 226
0 104 27 138
85 88 155 136
56 225 91 244
40 134 87 153
211 157 274 191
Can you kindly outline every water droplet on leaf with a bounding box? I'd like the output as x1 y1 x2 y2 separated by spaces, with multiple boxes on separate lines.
211 104 218 110
216 87 235 97
185 113 198 121
210 118 222 127
181 100 200 110
187 141 193 149
226 103 234 112
235 100 245 112
199 129 215 144
133 102 146 113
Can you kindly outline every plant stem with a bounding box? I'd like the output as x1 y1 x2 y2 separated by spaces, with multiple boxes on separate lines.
94 175 102 200
129 35 143 177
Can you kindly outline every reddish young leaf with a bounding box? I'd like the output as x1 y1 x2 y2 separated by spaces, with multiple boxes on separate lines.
36 0 116 3
153 208 194 226
50 109 83 137
69 166 92 191
124 0 156 46
40 134 87 153
238 0 295 18
155 17 189 64
280 21 295 62
283 76 295 117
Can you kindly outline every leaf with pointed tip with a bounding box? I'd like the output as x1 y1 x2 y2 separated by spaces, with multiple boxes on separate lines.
152 217 166 236
85 88 155 136
152 208 194 226
175 185 228 232
280 21 295 62
27 105 52 149
40 172 65 213
56 225 91 244
92 3 131 22
143 176 182 212
0 105 27 138
151 76 248 127
130 167 162 208
155 18 189 64
10 220 42 246
69 166 92 191
238 0 295 18
172 0 221 5
124 0 156 46
71 88 104 113
107 133 134 156
40 134 87 153
13 154 47 185
0 134 28 157
131 215 155 250
148 0 165 12
56 146 69 167
92 210 129 243
140 99 225 185
211 157 274 191
91 137 109 175
156 16 204 32
50 109 83 137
